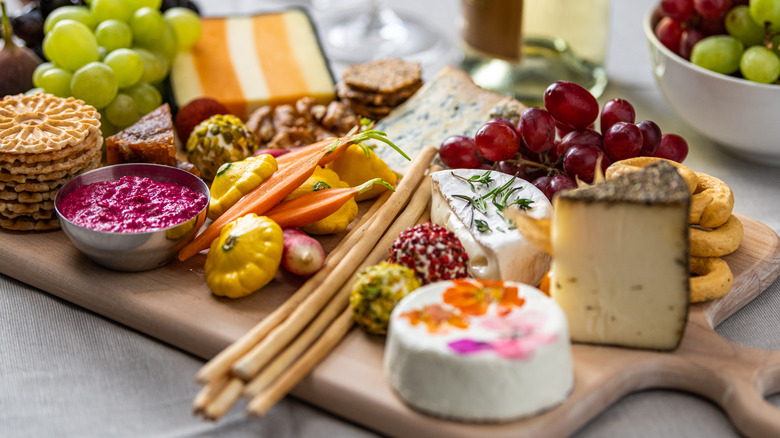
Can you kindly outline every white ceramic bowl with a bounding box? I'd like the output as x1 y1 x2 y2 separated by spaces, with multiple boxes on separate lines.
644 8 780 165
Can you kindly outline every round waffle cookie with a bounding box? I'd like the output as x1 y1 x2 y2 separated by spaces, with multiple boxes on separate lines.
0 94 102 231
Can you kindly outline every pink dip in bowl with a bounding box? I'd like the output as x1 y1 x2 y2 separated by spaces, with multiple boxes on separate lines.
59 176 208 233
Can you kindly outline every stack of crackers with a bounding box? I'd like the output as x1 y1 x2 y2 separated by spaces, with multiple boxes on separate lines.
336 59 423 121
0 94 102 231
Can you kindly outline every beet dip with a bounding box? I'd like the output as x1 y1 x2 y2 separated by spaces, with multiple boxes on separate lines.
59 176 207 233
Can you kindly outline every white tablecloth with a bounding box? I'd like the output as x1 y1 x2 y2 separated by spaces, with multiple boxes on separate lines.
2 1 779 437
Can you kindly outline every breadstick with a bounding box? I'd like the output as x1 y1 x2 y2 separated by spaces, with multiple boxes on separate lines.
201 377 244 421
243 169 435 409
242 290 349 398
193 374 229 415
232 146 438 380
246 307 355 416
194 190 390 385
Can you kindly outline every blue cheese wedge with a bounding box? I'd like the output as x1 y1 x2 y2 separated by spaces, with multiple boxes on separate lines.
372 66 524 175
551 161 691 350
430 169 552 286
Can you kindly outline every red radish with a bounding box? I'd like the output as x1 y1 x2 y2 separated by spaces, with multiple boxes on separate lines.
281 229 325 276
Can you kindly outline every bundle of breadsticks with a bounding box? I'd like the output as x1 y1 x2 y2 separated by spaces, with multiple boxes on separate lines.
192 146 439 419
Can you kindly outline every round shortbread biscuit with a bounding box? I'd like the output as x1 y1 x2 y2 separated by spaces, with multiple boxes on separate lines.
0 94 101 155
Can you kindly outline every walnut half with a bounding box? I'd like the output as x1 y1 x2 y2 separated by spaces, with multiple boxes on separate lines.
246 97 358 150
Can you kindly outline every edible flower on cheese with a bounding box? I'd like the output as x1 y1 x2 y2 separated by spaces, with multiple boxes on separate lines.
442 279 525 316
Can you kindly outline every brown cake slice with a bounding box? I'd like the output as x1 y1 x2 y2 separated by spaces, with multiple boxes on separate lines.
106 104 177 166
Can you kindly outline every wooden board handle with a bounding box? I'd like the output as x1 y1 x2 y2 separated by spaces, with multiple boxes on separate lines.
677 310 780 438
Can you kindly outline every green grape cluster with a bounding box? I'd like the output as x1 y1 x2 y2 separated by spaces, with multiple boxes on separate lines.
691 1 780 84
30 0 203 133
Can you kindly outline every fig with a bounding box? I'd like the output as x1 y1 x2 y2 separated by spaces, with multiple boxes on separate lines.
0 2 42 97
174 97 230 143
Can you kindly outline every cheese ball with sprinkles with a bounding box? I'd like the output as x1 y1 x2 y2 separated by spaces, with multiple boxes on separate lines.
389 222 469 285
350 262 421 335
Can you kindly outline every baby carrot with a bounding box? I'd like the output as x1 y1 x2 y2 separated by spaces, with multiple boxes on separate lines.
177 131 407 261
266 178 394 229
275 125 360 167
275 138 335 167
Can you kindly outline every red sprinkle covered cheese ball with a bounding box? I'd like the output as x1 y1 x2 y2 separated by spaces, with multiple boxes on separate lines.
389 222 469 285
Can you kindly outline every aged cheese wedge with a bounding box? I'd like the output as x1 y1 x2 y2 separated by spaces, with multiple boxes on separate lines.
170 9 335 120
551 161 691 350
372 66 525 174
430 169 552 286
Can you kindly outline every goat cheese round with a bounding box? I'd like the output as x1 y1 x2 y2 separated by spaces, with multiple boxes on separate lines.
384 279 573 422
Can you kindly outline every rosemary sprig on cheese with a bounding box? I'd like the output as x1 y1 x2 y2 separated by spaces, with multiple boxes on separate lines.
451 171 534 234
475 219 491 233
452 170 495 193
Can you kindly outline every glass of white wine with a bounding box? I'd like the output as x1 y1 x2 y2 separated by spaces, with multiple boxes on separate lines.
460 0 610 106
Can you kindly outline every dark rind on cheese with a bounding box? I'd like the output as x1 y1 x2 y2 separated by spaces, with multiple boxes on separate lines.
561 161 691 205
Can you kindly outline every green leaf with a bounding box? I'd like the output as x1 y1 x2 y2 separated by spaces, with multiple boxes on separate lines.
452 170 495 192
475 219 491 233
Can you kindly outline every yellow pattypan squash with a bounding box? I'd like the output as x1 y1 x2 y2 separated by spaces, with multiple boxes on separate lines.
284 166 358 235
208 154 278 220
205 214 283 298
325 144 398 202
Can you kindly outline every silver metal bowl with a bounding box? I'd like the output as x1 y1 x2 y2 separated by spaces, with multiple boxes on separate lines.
54 163 209 272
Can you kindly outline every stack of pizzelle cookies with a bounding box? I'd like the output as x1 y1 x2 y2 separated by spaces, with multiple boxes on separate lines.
606 157 742 303
336 59 423 121
0 94 102 231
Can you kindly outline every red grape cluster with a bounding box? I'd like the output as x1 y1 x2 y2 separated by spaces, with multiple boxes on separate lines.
653 0 748 59
438 81 689 201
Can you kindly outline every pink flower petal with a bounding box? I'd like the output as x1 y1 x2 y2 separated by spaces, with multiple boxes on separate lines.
448 339 493 355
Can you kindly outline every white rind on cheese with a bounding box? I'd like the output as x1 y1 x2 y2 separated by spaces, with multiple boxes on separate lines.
430 169 552 286
371 66 525 174
384 280 573 422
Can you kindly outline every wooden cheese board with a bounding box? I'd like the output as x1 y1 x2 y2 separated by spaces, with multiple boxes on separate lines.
1 213 778 437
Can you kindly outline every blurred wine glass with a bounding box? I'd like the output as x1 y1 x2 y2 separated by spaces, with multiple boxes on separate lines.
313 0 452 71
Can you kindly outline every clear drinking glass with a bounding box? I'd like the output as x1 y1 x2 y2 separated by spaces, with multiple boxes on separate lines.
460 0 610 106
315 0 453 73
